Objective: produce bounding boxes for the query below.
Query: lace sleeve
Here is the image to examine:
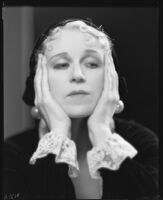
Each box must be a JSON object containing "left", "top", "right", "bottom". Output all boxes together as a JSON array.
[
  {"left": 29, "top": 131, "right": 79, "bottom": 178},
  {"left": 87, "top": 133, "right": 138, "bottom": 179}
]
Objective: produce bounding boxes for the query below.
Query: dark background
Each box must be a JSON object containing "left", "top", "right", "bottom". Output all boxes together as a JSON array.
[{"left": 33, "top": 7, "right": 159, "bottom": 134}]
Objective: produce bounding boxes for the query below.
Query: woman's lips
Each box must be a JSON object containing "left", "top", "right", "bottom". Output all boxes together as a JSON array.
[{"left": 67, "top": 90, "right": 90, "bottom": 96}]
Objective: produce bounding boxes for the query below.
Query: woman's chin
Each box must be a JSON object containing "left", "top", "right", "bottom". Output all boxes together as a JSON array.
[
  {"left": 69, "top": 113, "right": 90, "bottom": 119},
  {"left": 65, "top": 107, "right": 93, "bottom": 119}
]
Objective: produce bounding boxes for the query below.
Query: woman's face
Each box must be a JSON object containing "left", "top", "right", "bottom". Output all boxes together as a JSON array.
[{"left": 44, "top": 29, "right": 105, "bottom": 118}]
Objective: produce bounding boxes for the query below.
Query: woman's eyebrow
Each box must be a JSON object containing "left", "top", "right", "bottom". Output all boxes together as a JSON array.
[
  {"left": 84, "top": 49, "right": 100, "bottom": 55},
  {"left": 49, "top": 52, "right": 69, "bottom": 62},
  {"left": 49, "top": 49, "right": 102, "bottom": 62},
  {"left": 81, "top": 49, "right": 102, "bottom": 60}
]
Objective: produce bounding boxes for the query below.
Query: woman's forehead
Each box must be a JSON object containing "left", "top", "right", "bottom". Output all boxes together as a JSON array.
[
  {"left": 44, "top": 29, "right": 105, "bottom": 59},
  {"left": 45, "top": 29, "right": 101, "bottom": 47}
]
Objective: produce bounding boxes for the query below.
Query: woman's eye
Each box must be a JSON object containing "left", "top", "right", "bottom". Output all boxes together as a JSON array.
[
  {"left": 53, "top": 63, "right": 69, "bottom": 69},
  {"left": 86, "top": 62, "right": 99, "bottom": 68}
]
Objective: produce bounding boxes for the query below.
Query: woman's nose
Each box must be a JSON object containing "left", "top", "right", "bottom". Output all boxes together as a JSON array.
[{"left": 70, "top": 64, "right": 86, "bottom": 83}]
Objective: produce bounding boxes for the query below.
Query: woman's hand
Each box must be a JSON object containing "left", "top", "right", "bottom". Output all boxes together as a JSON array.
[
  {"left": 87, "top": 52, "right": 120, "bottom": 146},
  {"left": 34, "top": 54, "right": 71, "bottom": 138}
]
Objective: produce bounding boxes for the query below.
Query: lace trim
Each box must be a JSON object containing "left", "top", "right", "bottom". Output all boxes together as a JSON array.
[
  {"left": 29, "top": 131, "right": 138, "bottom": 180},
  {"left": 87, "top": 133, "right": 138, "bottom": 179},
  {"left": 29, "top": 131, "right": 79, "bottom": 178}
]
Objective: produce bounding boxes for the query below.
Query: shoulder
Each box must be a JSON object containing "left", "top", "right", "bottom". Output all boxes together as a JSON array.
[
  {"left": 114, "top": 117, "right": 158, "bottom": 153},
  {"left": 114, "top": 117, "right": 158, "bottom": 139},
  {"left": 4, "top": 128, "right": 39, "bottom": 161}
]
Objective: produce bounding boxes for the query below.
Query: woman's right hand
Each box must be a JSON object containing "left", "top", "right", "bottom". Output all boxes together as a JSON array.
[{"left": 34, "top": 54, "right": 71, "bottom": 138}]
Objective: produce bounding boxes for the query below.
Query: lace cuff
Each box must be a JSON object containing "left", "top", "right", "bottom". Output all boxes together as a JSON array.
[
  {"left": 87, "top": 133, "right": 138, "bottom": 179},
  {"left": 29, "top": 131, "right": 79, "bottom": 178}
]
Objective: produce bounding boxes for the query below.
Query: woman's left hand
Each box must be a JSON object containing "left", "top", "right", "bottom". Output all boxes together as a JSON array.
[{"left": 87, "top": 52, "right": 120, "bottom": 146}]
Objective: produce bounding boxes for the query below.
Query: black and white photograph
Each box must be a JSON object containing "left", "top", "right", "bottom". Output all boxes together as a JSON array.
[{"left": 3, "top": 3, "right": 161, "bottom": 200}]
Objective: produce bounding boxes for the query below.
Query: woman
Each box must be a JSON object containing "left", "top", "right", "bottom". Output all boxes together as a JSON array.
[{"left": 4, "top": 18, "right": 159, "bottom": 199}]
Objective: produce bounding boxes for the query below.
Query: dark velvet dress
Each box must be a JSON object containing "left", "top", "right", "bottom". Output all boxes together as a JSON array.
[{"left": 4, "top": 118, "right": 160, "bottom": 200}]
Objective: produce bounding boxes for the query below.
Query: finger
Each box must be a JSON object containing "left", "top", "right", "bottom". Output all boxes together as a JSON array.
[
  {"left": 34, "top": 54, "right": 42, "bottom": 105},
  {"left": 41, "top": 55, "right": 51, "bottom": 99},
  {"left": 110, "top": 56, "right": 119, "bottom": 98},
  {"left": 41, "top": 56, "right": 63, "bottom": 113},
  {"left": 35, "top": 54, "right": 43, "bottom": 105},
  {"left": 34, "top": 54, "right": 40, "bottom": 105},
  {"left": 107, "top": 55, "right": 117, "bottom": 93},
  {"left": 105, "top": 53, "right": 113, "bottom": 91}
]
